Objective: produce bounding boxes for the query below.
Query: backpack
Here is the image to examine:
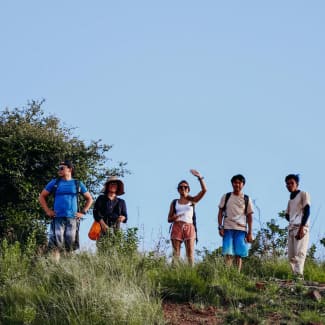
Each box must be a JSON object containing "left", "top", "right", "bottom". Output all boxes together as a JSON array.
[
  {"left": 50, "top": 178, "right": 81, "bottom": 201},
  {"left": 222, "top": 192, "right": 249, "bottom": 218},
  {"left": 171, "top": 199, "right": 198, "bottom": 244},
  {"left": 49, "top": 178, "right": 82, "bottom": 250}
]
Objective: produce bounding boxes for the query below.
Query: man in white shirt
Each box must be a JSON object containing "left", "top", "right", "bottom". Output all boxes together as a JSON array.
[
  {"left": 285, "top": 174, "right": 310, "bottom": 279},
  {"left": 217, "top": 174, "right": 254, "bottom": 272}
]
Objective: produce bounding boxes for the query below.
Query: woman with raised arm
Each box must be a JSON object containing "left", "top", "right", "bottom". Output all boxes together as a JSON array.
[{"left": 168, "top": 169, "right": 207, "bottom": 266}]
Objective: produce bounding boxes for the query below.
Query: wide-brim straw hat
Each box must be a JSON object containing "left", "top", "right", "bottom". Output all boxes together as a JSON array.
[{"left": 102, "top": 176, "right": 125, "bottom": 196}]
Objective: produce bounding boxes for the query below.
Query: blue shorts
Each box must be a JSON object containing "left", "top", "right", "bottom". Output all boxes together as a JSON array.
[{"left": 222, "top": 229, "right": 248, "bottom": 257}]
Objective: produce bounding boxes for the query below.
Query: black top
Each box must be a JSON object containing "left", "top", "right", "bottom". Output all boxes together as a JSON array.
[{"left": 93, "top": 194, "right": 127, "bottom": 226}]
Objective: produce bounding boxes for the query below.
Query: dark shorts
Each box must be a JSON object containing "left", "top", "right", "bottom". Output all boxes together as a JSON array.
[
  {"left": 171, "top": 221, "right": 196, "bottom": 242},
  {"left": 222, "top": 229, "right": 248, "bottom": 257}
]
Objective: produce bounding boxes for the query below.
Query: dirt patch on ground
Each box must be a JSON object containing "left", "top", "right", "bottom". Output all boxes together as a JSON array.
[
  {"left": 162, "top": 280, "right": 325, "bottom": 324},
  {"left": 163, "top": 302, "right": 225, "bottom": 325}
]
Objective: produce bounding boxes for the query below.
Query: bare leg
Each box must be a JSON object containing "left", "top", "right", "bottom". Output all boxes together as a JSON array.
[
  {"left": 51, "top": 249, "right": 60, "bottom": 263},
  {"left": 171, "top": 239, "right": 182, "bottom": 265},
  {"left": 235, "top": 256, "right": 243, "bottom": 272},
  {"left": 225, "top": 255, "right": 233, "bottom": 267},
  {"left": 184, "top": 238, "right": 195, "bottom": 266}
]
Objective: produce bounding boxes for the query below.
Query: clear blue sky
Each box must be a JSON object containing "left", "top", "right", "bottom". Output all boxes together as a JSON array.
[{"left": 1, "top": 1, "right": 324, "bottom": 258}]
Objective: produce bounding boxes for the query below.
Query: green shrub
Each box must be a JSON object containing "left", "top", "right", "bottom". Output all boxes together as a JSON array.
[
  {"left": 300, "top": 310, "right": 325, "bottom": 324},
  {"left": 244, "top": 256, "right": 291, "bottom": 279},
  {"left": 157, "top": 264, "right": 208, "bottom": 302}
]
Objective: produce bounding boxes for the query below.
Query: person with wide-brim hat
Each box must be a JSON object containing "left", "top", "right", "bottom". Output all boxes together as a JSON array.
[
  {"left": 101, "top": 176, "right": 125, "bottom": 196},
  {"left": 93, "top": 176, "right": 127, "bottom": 237}
]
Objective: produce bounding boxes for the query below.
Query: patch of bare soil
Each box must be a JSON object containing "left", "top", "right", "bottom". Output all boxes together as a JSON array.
[
  {"left": 162, "top": 302, "right": 225, "bottom": 325},
  {"left": 162, "top": 280, "right": 325, "bottom": 325}
]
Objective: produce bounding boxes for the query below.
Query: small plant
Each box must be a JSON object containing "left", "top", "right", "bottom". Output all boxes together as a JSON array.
[
  {"left": 300, "top": 310, "right": 325, "bottom": 324},
  {"left": 97, "top": 227, "right": 139, "bottom": 257},
  {"left": 250, "top": 214, "right": 288, "bottom": 259},
  {"left": 157, "top": 264, "right": 208, "bottom": 303}
]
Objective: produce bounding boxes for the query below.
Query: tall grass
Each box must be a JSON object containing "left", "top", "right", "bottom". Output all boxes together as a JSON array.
[
  {"left": 1, "top": 229, "right": 325, "bottom": 324},
  {"left": 0, "top": 233, "right": 164, "bottom": 325}
]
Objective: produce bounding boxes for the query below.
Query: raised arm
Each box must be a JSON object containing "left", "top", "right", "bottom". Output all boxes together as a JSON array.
[{"left": 188, "top": 169, "right": 207, "bottom": 203}]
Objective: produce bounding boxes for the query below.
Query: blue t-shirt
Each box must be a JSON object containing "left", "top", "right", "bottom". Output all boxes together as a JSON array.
[{"left": 45, "top": 179, "right": 88, "bottom": 218}]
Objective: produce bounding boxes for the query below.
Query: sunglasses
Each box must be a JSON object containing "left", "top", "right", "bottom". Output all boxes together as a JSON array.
[
  {"left": 178, "top": 186, "right": 189, "bottom": 190},
  {"left": 58, "top": 166, "right": 67, "bottom": 171}
]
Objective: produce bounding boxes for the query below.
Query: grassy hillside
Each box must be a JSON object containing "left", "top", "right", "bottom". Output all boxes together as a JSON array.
[{"left": 1, "top": 230, "right": 325, "bottom": 324}]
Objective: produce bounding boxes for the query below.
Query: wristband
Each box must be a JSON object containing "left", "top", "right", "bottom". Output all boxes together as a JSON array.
[
  {"left": 81, "top": 209, "right": 87, "bottom": 215},
  {"left": 218, "top": 225, "right": 224, "bottom": 231},
  {"left": 198, "top": 176, "right": 204, "bottom": 180}
]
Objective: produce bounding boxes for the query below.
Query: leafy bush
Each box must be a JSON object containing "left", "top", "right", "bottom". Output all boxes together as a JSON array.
[
  {"left": 157, "top": 264, "right": 208, "bottom": 302},
  {"left": 0, "top": 100, "right": 128, "bottom": 247},
  {"left": 249, "top": 214, "right": 288, "bottom": 259}
]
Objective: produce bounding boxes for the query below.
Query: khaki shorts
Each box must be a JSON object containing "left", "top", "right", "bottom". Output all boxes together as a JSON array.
[{"left": 171, "top": 221, "right": 196, "bottom": 242}]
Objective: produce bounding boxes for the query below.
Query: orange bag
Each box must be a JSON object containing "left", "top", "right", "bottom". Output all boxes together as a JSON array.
[{"left": 88, "top": 221, "right": 101, "bottom": 240}]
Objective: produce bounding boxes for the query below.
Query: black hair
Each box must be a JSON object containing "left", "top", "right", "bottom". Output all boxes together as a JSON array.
[
  {"left": 285, "top": 174, "right": 300, "bottom": 184},
  {"left": 59, "top": 160, "right": 74, "bottom": 176},
  {"left": 231, "top": 174, "right": 246, "bottom": 184},
  {"left": 104, "top": 181, "right": 118, "bottom": 194},
  {"left": 177, "top": 180, "right": 190, "bottom": 191}
]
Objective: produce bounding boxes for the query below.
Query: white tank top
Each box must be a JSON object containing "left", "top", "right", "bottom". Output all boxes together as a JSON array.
[{"left": 175, "top": 200, "right": 193, "bottom": 223}]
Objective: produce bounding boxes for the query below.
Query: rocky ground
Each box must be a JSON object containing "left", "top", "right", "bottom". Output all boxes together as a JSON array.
[
  {"left": 163, "top": 302, "right": 224, "bottom": 325},
  {"left": 162, "top": 280, "right": 325, "bottom": 325}
]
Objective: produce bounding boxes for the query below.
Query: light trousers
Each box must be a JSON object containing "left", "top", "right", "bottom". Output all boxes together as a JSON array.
[{"left": 288, "top": 226, "right": 309, "bottom": 275}]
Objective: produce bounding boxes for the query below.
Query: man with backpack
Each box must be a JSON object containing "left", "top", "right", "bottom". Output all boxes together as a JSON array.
[
  {"left": 39, "top": 160, "right": 93, "bottom": 259},
  {"left": 285, "top": 174, "right": 310, "bottom": 280},
  {"left": 217, "top": 174, "right": 254, "bottom": 272}
]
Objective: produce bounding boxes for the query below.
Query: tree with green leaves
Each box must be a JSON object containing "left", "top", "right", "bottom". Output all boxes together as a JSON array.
[
  {"left": 249, "top": 211, "right": 288, "bottom": 259},
  {"left": 0, "top": 100, "right": 128, "bottom": 247}
]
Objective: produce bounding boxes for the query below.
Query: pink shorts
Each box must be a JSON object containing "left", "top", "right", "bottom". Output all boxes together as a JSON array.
[{"left": 171, "top": 221, "right": 196, "bottom": 242}]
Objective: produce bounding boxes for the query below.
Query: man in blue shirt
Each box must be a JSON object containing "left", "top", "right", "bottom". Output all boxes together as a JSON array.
[{"left": 39, "top": 160, "right": 93, "bottom": 257}]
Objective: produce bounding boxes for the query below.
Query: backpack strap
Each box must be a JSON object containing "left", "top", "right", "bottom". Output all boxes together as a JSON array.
[
  {"left": 172, "top": 199, "right": 177, "bottom": 214},
  {"left": 191, "top": 201, "right": 198, "bottom": 244},
  {"left": 74, "top": 179, "right": 81, "bottom": 212},
  {"left": 169, "top": 199, "right": 178, "bottom": 234},
  {"left": 73, "top": 179, "right": 82, "bottom": 251},
  {"left": 49, "top": 178, "right": 61, "bottom": 197},
  {"left": 222, "top": 192, "right": 232, "bottom": 217},
  {"left": 222, "top": 192, "right": 249, "bottom": 217},
  {"left": 244, "top": 194, "right": 249, "bottom": 215}
]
